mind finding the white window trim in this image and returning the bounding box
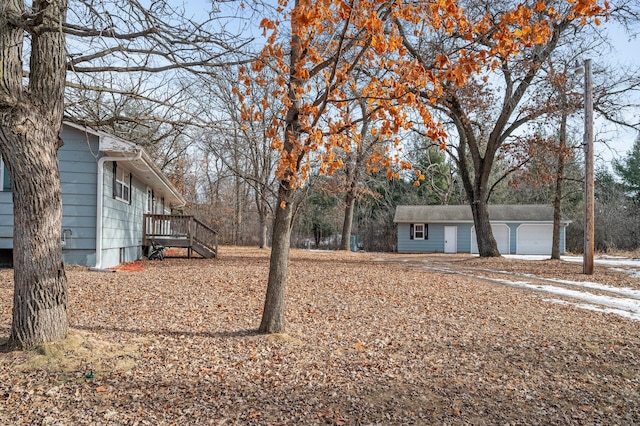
[0,157,5,192]
[146,187,154,213]
[414,224,425,240]
[114,166,131,203]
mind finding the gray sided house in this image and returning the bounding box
[0,122,186,269]
[394,205,569,255]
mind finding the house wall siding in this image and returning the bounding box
[397,223,474,253]
[59,127,99,265]
[0,124,182,268]
[0,192,12,249]
[100,161,146,268]
[397,221,566,255]
[0,126,100,262]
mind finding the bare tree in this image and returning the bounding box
[338,96,382,250]
[0,0,250,349]
[398,0,613,256]
[1,0,69,349]
[198,67,280,248]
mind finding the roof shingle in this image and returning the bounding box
[393,204,561,223]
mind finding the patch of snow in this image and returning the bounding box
[486,277,640,321]
[544,298,640,321]
[610,267,640,279]
[464,267,640,297]
[540,277,640,298]
[561,256,640,268]
[503,254,640,268]
[599,255,633,259]
[388,254,640,321]
[502,255,549,261]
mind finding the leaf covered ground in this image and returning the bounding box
[1,247,639,425]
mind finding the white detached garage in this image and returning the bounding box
[394,204,570,255]
[517,224,554,255]
[471,224,510,255]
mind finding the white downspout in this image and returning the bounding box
[94,150,142,269]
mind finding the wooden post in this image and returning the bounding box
[142,214,147,246]
[583,59,594,275]
[189,216,194,259]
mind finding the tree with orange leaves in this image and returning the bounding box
[244,0,607,333]
[397,0,608,257]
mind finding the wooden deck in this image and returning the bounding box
[143,214,218,258]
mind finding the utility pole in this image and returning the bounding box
[583,59,594,274]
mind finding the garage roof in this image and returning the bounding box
[393,204,567,223]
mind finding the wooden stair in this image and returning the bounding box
[192,241,216,259]
[143,214,218,259]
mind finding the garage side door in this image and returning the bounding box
[517,224,553,255]
[471,224,510,255]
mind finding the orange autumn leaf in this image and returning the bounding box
[234,0,606,191]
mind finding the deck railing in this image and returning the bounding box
[191,218,219,254]
[143,214,218,256]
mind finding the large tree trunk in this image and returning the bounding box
[339,98,368,251]
[0,0,69,349]
[258,184,293,333]
[339,189,356,251]
[551,152,565,259]
[551,105,568,260]
[2,115,68,349]
[551,178,563,260]
[254,187,270,249]
[233,174,243,245]
[258,2,304,333]
[471,200,500,257]
[257,207,269,249]
[456,136,500,257]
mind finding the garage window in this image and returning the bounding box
[410,223,428,240]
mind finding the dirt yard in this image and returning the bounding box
[1,247,639,425]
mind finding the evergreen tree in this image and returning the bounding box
[613,134,640,202]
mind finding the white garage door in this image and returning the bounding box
[471,224,510,255]
[517,224,553,255]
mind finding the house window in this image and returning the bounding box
[113,163,131,203]
[410,223,428,240]
[146,188,154,213]
[0,157,11,192]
